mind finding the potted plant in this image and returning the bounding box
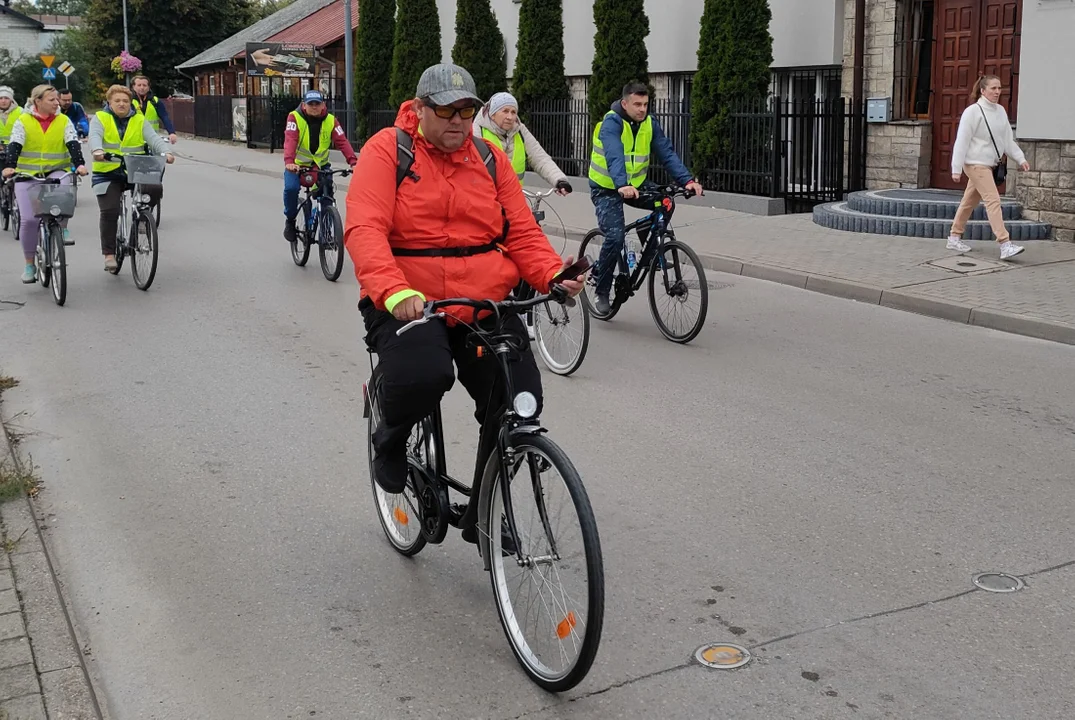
[110,51,143,85]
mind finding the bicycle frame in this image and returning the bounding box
[367,292,568,570]
[608,189,687,295]
[298,167,347,243]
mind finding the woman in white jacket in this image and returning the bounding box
[472,92,572,195]
[947,74,1030,260]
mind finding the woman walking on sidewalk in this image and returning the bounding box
[947,75,1030,260]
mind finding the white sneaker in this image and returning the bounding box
[946,235,971,253]
[999,241,1025,260]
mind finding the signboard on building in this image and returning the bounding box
[244,43,316,78]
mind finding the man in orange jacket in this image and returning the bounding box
[344,63,584,498]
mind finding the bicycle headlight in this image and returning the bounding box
[513,391,538,419]
[49,206,61,217]
[140,193,151,204]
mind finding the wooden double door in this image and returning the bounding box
[931,0,1021,189]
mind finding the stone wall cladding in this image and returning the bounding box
[1016,141,1075,242]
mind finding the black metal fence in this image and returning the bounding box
[186,93,865,212]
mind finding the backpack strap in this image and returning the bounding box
[394,128,499,187]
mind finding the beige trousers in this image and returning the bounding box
[951,164,1009,243]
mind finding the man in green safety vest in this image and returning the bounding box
[588,82,703,315]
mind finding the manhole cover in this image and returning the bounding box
[972,572,1024,593]
[927,256,1007,274]
[694,643,751,669]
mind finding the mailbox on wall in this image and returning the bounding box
[866,97,892,123]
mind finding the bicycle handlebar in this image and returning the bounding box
[298,166,353,178]
[522,187,556,200]
[7,170,77,183]
[639,184,698,203]
[396,289,571,337]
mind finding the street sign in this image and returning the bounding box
[58,60,72,73]
[60,62,75,77]
[42,68,57,80]
[40,55,55,68]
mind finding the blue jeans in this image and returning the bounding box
[283,169,300,220]
[590,181,658,297]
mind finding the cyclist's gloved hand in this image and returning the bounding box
[555,179,572,196]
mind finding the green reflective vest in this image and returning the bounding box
[292,111,335,167]
[14,114,69,175]
[589,112,653,189]
[133,96,161,133]
[93,111,147,174]
[0,106,23,144]
[481,127,526,182]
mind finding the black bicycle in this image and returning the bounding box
[17,171,77,306]
[581,185,709,343]
[2,174,16,240]
[102,153,166,291]
[363,292,604,692]
[290,165,351,282]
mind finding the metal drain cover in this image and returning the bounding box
[973,572,1024,593]
[928,256,1007,274]
[694,643,751,669]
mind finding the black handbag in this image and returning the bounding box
[978,105,1007,186]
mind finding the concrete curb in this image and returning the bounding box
[1,420,102,719]
[184,152,1075,347]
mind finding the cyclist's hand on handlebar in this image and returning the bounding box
[391,295,425,322]
[93,151,105,161]
[285,163,300,173]
[555,179,572,196]
[1,168,13,178]
[165,153,175,164]
[75,166,88,176]
[685,180,704,198]
[618,185,639,200]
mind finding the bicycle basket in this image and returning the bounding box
[124,154,166,185]
[27,184,77,219]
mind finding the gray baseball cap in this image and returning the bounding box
[415,63,482,106]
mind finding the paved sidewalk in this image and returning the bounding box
[174,136,1075,345]
[1,420,99,719]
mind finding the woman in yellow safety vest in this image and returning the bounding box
[472,92,572,195]
[89,84,174,274]
[1,84,87,284]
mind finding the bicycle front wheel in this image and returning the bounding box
[49,225,66,306]
[11,201,20,241]
[647,239,708,344]
[131,211,159,291]
[485,433,604,692]
[318,205,345,282]
[533,297,589,376]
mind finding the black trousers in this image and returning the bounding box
[96,181,162,254]
[361,298,544,472]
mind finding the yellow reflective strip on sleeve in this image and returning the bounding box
[384,289,427,314]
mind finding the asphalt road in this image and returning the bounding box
[1,160,1074,720]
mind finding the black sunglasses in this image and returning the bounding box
[420,98,478,120]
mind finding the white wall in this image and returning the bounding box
[1015,1,1075,140]
[0,19,43,60]
[435,0,843,78]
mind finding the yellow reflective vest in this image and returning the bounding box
[588,112,653,189]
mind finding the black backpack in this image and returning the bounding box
[393,127,497,187]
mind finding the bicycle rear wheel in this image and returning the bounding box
[533,297,589,376]
[48,225,66,306]
[291,203,312,267]
[1,187,10,232]
[131,210,159,291]
[484,433,604,692]
[579,229,621,321]
[647,239,708,344]
[10,200,19,241]
[153,198,161,228]
[366,371,428,556]
[318,204,345,282]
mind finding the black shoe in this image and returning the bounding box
[594,294,611,315]
[461,518,519,557]
[372,447,408,494]
[283,220,297,244]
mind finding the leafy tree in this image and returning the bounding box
[512,0,567,108]
[588,0,649,126]
[389,0,442,108]
[46,27,98,102]
[84,0,257,97]
[251,0,296,20]
[355,0,395,140]
[689,0,772,191]
[0,51,44,103]
[12,0,89,13]
[451,0,506,102]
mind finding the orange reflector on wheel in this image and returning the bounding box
[556,611,577,639]
[393,507,409,525]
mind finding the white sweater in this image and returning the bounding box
[951,97,1025,175]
